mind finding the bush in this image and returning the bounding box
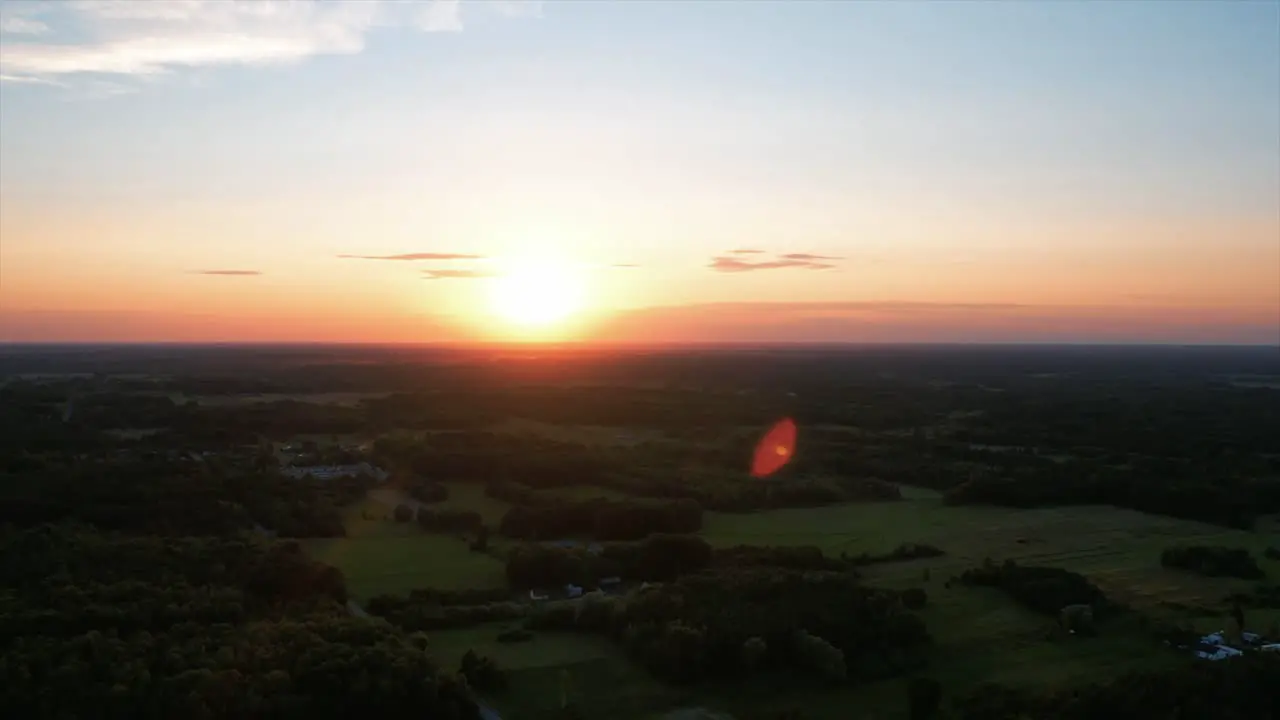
[1161,545,1265,580]
[497,628,533,643]
[460,649,507,692]
[959,560,1112,616]
[902,587,928,610]
[393,503,413,523]
[908,677,943,720]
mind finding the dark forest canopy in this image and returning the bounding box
[2,344,1278,718]
[0,525,478,720]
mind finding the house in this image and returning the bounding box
[284,462,388,482]
[1195,643,1243,661]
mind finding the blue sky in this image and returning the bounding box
[1,0,1277,343]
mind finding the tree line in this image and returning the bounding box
[958,560,1115,618]
[524,567,933,686]
[0,524,480,719]
[1161,545,1266,580]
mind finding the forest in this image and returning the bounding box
[1,344,1277,719]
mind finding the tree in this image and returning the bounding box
[471,525,490,552]
[792,630,846,683]
[1060,604,1095,635]
[908,677,943,720]
[742,636,768,671]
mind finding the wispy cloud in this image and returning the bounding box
[780,253,843,261]
[417,0,462,32]
[193,269,261,276]
[339,252,486,261]
[708,252,840,273]
[729,249,765,255]
[490,1,544,19]
[1,16,48,35]
[609,263,640,269]
[423,268,495,280]
[0,0,538,86]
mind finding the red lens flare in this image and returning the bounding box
[751,417,797,478]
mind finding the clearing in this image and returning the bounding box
[301,495,506,599]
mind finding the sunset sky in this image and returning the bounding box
[1,0,1277,344]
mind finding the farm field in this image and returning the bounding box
[323,484,1278,716]
[301,496,507,599]
[302,532,506,599]
[687,493,1278,718]
[170,391,389,406]
[491,417,664,447]
[429,622,681,720]
[702,494,1276,610]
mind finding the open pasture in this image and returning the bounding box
[171,391,388,407]
[427,622,680,720]
[704,494,1273,610]
[302,532,506,599]
[301,496,507,599]
[490,417,666,447]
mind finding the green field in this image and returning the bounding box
[703,493,1277,610]
[301,495,507,599]
[425,623,684,720]
[692,493,1279,718]
[170,392,388,407]
[320,483,1278,717]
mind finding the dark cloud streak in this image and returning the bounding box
[340,253,486,261]
[780,253,843,261]
[708,256,836,273]
[422,269,496,280]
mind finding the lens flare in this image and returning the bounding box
[752,417,797,477]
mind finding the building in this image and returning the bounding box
[284,462,388,482]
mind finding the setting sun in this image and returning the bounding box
[487,258,587,330]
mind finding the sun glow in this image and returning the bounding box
[487,256,588,332]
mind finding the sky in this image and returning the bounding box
[0,0,1277,345]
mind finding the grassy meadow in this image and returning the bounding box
[305,422,1278,718]
[301,491,508,599]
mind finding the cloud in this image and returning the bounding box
[1,17,48,35]
[0,0,538,85]
[422,268,495,280]
[490,1,544,19]
[610,263,640,269]
[339,252,486,261]
[708,253,839,273]
[194,269,261,276]
[0,72,63,86]
[417,0,462,32]
[729,249,765,255]
[780,253,843,261]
